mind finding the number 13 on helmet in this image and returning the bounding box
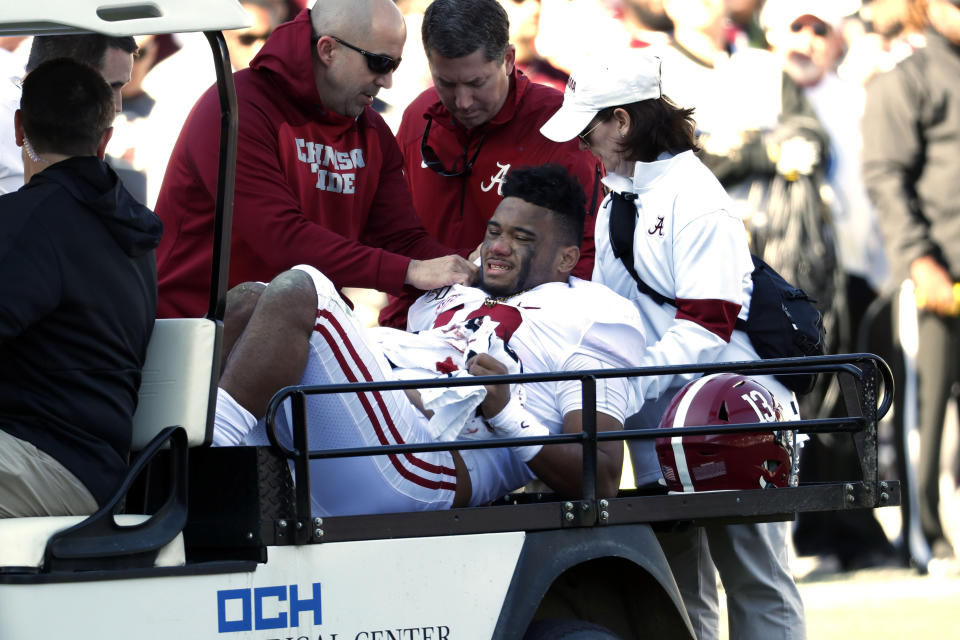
[655,373,799,492]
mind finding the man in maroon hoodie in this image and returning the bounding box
[154,0,476,318]
[377,0,602,329]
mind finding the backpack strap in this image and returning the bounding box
[608,191,673,307]
[734,254,763,333]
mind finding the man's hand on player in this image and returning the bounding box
[405,255,478,290]
[467,353,510,417]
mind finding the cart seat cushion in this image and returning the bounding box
[132,318,219,449]
[0,515,185,569]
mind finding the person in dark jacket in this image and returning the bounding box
[0,58,163,518]
[862,0,960,561]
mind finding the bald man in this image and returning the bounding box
[154,0,476,318]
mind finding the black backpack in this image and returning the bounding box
[608,191,825,395]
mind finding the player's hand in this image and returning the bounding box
[911,255,959,316]
[405,255,478,290]
[467,353,510,418]
[403,388,434,419]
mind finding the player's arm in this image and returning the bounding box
[468,353,626,499]
[526,410,624,499]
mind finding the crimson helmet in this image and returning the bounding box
[655,373,798,492]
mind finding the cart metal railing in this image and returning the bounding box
[263,353,898,544]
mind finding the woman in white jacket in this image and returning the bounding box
[540,51,806,640]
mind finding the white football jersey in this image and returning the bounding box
[408,278,648,435]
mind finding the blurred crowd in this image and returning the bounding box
[0,0,929,213]
[1,0,956,574]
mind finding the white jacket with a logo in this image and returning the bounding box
[593,151,794,410]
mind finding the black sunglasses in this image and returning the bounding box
[322,35,401,74]
[420,117,486,178]
[790,21,828,37]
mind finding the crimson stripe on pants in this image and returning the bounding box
[313,317,457,491]
[318,309,458,476]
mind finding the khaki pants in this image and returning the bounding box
[0,429,98,518]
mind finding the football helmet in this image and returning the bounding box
[655,373,798,492]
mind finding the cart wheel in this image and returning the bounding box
[524,619,622,639]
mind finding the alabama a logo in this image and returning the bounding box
[648,216,665,236]
[480,162,511,196]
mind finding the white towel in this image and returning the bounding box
[370,316,522,441]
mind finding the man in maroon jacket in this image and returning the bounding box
[377,0,603,329]
[154,0,476,318]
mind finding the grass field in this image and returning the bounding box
[716,563,960,639]
[797,568,960,638]
[715,482,960,640]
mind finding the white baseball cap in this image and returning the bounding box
[760,0,861,34]
[540,51,662,143]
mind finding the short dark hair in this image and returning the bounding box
[422,0,510,62]
[26,34,137,73]
[502,164,586,247]
[241,0,283,25]
[593,95,700,163]
[20,58,115,156]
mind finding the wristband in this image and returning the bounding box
[487,397,550,462]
